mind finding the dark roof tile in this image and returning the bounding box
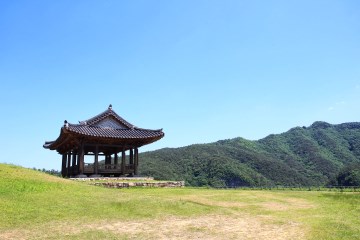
[67,125,163,139]
[44,105,164,151]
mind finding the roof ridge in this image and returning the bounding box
[68,105,134,129]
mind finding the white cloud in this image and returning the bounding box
[328,100,347,112]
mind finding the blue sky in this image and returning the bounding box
[0,0,359,170]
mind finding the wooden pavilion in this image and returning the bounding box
[43,105,164,178]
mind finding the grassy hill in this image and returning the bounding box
[139,122,360,187]
[1,163,360,239]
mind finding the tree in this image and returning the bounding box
[335,163,360,186]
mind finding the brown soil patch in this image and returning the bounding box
[181,196,247,208]
[179,194,314,212]
[285,197,315,209]
[261,202,290,211]
[261,199,314,211]
[0,214,305,240]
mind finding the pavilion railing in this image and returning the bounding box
[98,164,118,170]
[84,164,94,172]
[83,163,135,173]
[125,164,134,171]
[70,166,78,174]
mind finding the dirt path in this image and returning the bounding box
[0,213,305,240]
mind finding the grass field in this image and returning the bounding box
[0,164,359,239]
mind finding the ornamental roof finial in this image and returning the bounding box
[64,120,69,129]
[108,104,112,110]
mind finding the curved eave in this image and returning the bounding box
[43,126,164,152]
[43,141,55,148]
[43,127,70,150]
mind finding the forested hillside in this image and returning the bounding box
[139,122,360,187]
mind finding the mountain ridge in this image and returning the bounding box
[139,121,360,187]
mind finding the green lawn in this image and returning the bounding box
[0,164,359,239]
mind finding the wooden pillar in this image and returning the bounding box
[61,154,67,177]
[114,153,118,169]
[105,154,110,169]
[67,151,71,177]
[134,148,139,176]
[129,148,134,176]
[78,144,84,174]
[129,148,134,165]
[121,149,125,175]
[94,145,99,175]
[77,150,81,173]
[72,152,77,176]
[136,148,139,166]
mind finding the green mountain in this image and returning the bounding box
[139,122,360,187]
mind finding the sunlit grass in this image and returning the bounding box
[0,164,359,239]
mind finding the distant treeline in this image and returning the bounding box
[139,122,360,188]
[32,168,61,177]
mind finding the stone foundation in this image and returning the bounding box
[90,181,185,188]
[70,177,185,188]
[70,177,154,181]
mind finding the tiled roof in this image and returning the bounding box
[43,105,164,151]
[66,124,164,139]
